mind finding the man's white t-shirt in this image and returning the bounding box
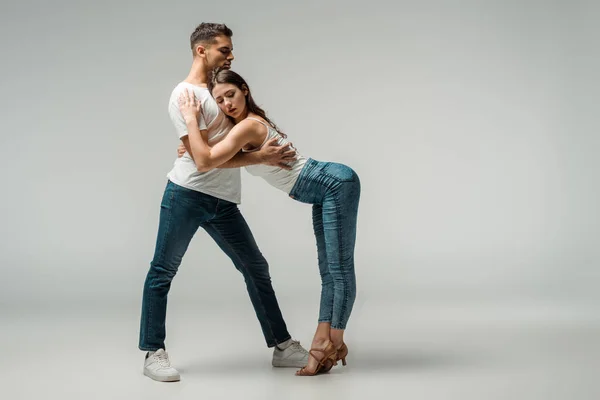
[166,82,242,204]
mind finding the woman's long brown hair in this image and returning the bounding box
[208,67,287,138]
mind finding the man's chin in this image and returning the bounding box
[221,64,231,70]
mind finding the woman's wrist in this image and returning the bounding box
[184,116,198,126]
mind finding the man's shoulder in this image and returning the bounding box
[170,82,212,103]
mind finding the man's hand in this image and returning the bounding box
[258,137,297,170]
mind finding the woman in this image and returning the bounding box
[178,68,360,376]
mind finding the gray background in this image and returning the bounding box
[0,0,598,399]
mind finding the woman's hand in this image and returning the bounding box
[178,89,202,124]
[177,143,186,157]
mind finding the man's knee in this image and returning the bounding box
[147,260,180,287]
[244,254,273,280]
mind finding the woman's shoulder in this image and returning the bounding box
[239,116,270,132]
[232,116,268,141]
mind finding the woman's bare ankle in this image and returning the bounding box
[311,337,330,348]
[330,329,344,349]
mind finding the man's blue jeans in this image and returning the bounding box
[139,180,291,351]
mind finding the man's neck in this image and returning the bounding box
[184,59,209,86]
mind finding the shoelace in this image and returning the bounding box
[289,340,309,355]
[154,351,171,367]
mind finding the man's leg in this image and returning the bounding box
[139,181,214,381]
[201,200,309,367]
[201,200,290,345]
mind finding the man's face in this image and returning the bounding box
[204,35,234,70]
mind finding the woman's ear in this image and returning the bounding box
[242,84,249,96]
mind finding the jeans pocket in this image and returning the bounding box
[322,162,357,182]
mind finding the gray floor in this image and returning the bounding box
[3,298,599,400]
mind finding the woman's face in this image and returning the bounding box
[212,83,247,120]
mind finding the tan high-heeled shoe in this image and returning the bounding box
[336,343,348,366]
[295,342,337,376]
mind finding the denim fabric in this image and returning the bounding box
[289,159,361,329]
[139,180,291,351]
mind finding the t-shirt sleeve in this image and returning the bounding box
[168,89,207,139]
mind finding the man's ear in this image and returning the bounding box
[195,44,207,58]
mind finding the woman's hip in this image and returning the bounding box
[289,159,360,204]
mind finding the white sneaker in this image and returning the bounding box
[272,340,310,368]
[143,349,180,382]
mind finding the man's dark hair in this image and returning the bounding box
[190,23,233,51]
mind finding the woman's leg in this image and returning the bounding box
[310,322,332,353]
[321,164,360,330]
[320,165,361,350]
[313,204,335,325]
[299,205,334,373]
[288,160,361,373]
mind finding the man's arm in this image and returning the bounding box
[179,136,296,169]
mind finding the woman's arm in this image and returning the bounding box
[180,137,295,169]
[179,89,257,172]
[184,119,256,173]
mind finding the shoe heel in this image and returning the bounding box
[336,343,349,367]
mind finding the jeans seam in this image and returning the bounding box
[333,191,349,328]
[320,172,355,183]
[335,180,359,330]
[319,164,356,183]
[316,207,334,324]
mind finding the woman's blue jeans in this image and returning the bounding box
[289,159,361,330]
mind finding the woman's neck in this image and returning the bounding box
[234,109,252,124]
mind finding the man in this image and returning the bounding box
[139,22,308,382]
